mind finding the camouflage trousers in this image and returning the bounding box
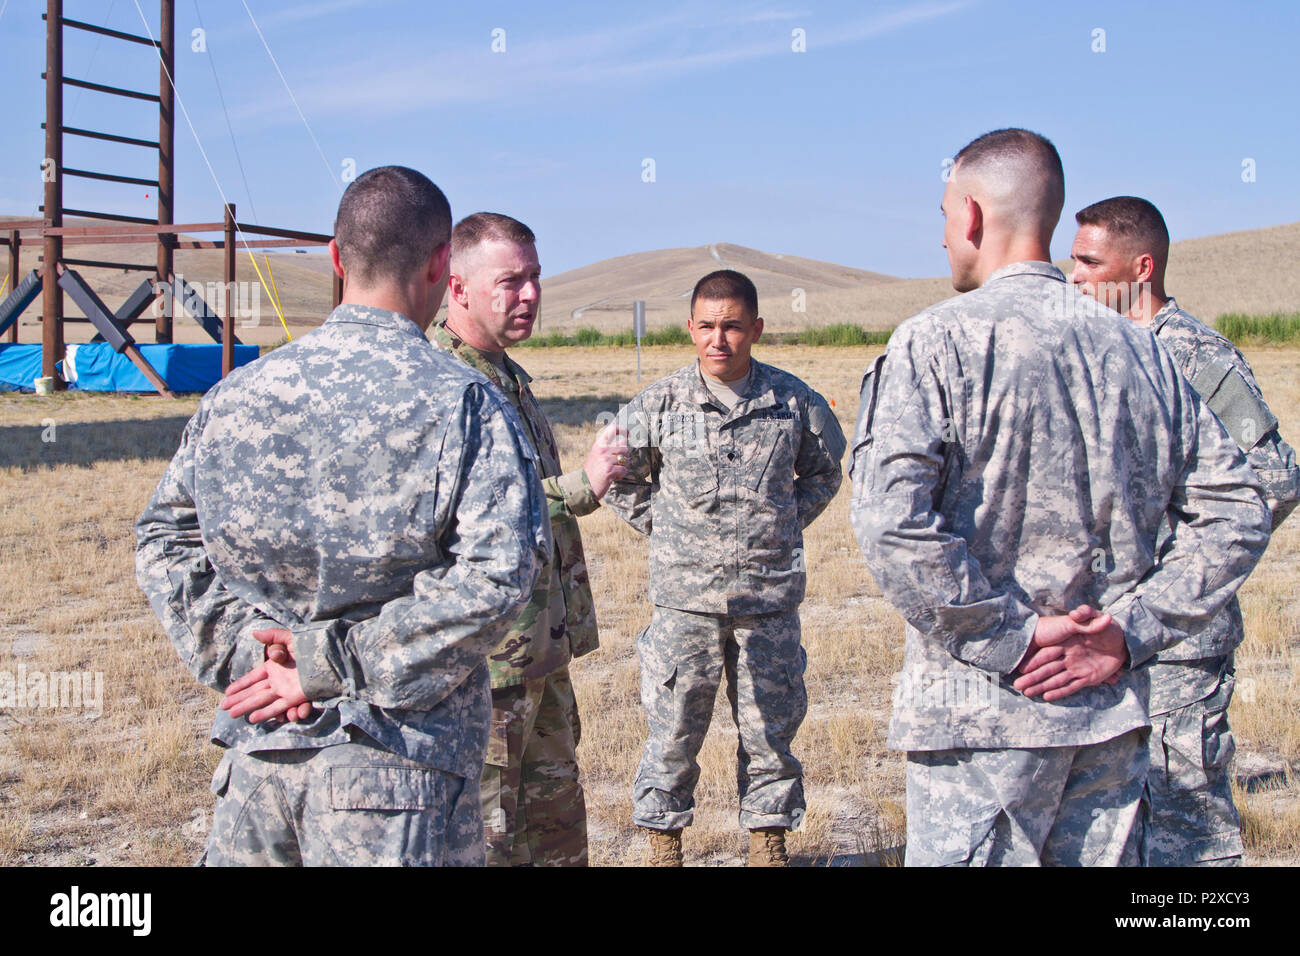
[904,728,1147,866]
[205,738,483,866]
[1145,655,1243,866]
[633,605,807,831]
[480,667,587,866]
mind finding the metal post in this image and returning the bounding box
[633,299,645,384]
[156,0,175,343]
[222,203,235,376]
[42,0,64,383]
[7,231,19,343]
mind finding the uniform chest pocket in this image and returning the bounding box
[665,448,719,505]
[741,417,797,492]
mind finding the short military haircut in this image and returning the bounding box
[690,270,758,320]
[1075,196,1170,259]
[450,212,536,268]
[333,166,451,286]
[952,128,1065,224]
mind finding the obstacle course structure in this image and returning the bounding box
[0,0,341,394]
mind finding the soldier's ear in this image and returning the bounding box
[447,271,469,307]
[964,195,982,244]
[1134,252,1156,284]
[328,238,346,280]
[753,315,764,340]
[427,242,451,285]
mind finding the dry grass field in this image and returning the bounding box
[0,342,1297,867]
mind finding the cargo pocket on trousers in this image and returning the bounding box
[638,653,679,719]
[947,808,1005,867]
[210,750,233,797]
[329,766,445,811]
[1201,703,1236,779]
[1165,710,1211,791]
[908,759,1003,866]
[325,765,448,866]
[655,662,678,692]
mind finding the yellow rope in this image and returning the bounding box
[244,250,292,341]
[262,253,287,329]
[0,273,9,298]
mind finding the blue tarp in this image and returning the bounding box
[0,343,259,393]
[0,343,44,392]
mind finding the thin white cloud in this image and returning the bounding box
[734,10,812,23]
[229,1,973,127]
[250,0,384,29]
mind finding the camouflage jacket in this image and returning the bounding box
[432,322,600,687]
[135,305,550,777]
[1143,298,1299,667]
[603,359,846,615]
[849,262,1271,751]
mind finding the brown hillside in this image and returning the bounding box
[3,220,1297,344]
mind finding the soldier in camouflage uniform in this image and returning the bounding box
[433,212,629,866]
[135,168,550,866]
[851,130,1272,866]
[603,270,846,866]
[1070,196,1300,866]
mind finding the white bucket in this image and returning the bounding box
[34,376,55,396]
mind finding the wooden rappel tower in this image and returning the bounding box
[0,0,340,395]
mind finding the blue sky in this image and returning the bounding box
[1,0,1296,277]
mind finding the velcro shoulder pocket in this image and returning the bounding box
[849,354,887,488]
[854,353,887,446]
[1193,361,1277,450]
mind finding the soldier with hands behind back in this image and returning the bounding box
[136,168,550,866]
[604,269,845,867]
[1071,196,1300,866]
[850,130,1271,866]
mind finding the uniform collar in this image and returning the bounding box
[983,260,1067,285]
[1149,297,1181,333]
[688,359,779,422]
[325,303,428,341]
[432,320,533,389]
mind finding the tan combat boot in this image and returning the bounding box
[645,827,683,867]
[748,827,789,867]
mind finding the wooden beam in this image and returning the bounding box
[58,76,161,103]
[236,221,333,243]
[58,16,160,47]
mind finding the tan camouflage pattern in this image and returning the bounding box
[633,606,807,831]
[136,303,551,785]
[904,729,1146,866]
[603,359,845,615]
[480,667,587,866]
[1144,655,1242,866]
[1136,301,1293,865]
[204,739,483,866]
[1150,298,1300,531]
[849,261,1272,752]
[1145,299,1298,661]
[432,322,600,687]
